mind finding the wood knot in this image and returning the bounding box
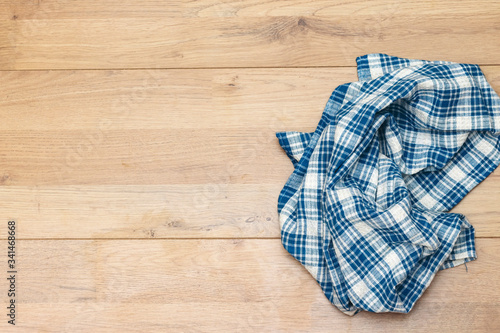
[0,174,10,184]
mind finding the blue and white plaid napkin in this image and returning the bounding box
[276,54,500,315]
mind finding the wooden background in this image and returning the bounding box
[1,0,499,331]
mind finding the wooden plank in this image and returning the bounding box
[0,67,496,131]
[0,179,498,239]
[0,238,498,332]
[0,185,282,239]
[0,67,499,238]
[0,179,500,239]
[1,2,499,69]
[3,0,500,19]
[0,68,351,131]
[4,129,500,187]
[0,128,294,184]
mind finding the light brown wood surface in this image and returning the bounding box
[0,1,499,331]
[2,239,500,332]
[1,1,500,69]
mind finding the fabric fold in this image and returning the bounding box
[276,131,313,167]
[276,54,500,315]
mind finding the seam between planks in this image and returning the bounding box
[1,236,499,240]
[0,64,499,72]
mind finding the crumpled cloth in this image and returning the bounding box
[276,54,500,315]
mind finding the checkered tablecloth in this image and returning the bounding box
[276,54,500,315]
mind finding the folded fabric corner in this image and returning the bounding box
[276,131,312,167]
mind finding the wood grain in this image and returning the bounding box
[0,238,498,332]
[1,1,499,69]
